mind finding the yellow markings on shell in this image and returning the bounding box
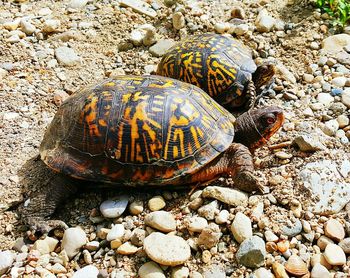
[143,122,156,141]
[148,80,174,88]
[132,91,149,101]
[98,119,107,127]
[105,82,115,87]
[152,107,162,112]
[84,95,101,137]
[122,93,131,103]
[190,126,201,149]
[173,146,179,158]
[135,144,143,163]
[196,126,204,138]
[173,128,185,157]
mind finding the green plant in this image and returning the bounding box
[316,0,350,28]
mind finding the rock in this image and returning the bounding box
[61,227,87,258]
[69,0,88,9]
[129,200,144,215]
[6,34,20,43]
[341,89,350,108]
[186,216,208,233]
[148,195,166,211]
[272,262,289,278]
[214,22,229,34]
[285,255,308,276]
[231,7,245,19]
[264,230,279,242]
[303,73,314,83]
[215,209,229,224]
[42,19,61,33]
[276,63,296,84]
[3,20,19,31]
[85,241,99,251]
[131,228,146,246]
[110,239,122,249]
[197,200,219,220]
[255,9,275,33]
[33,239,50,255]
[0,251,14,275]
[144,232,191,266]
[197,223,222,249]
[281,219,302,237]
[310,41,319,50]
[231,212,252,243]
[324,243,346,265]
[339,237,350,254]
[300,159,350,214]
[106,224,125,241]
[51,263,67,274]
[173,12,185,30]
[321,119,339,136]
[234,24,249,36]
[117,242,139,255]
[293,134,326,152]
[337,115,349,128]
[254,268,274,278]
[73,265,99,278]
[324,219,345,242]
[311,263,331,278]
[171,266,189,278]
[202,186,248,206]
[145,211,176,232]
[202,265,225,278]
[119,0,157,18]
[236,236,266,268]
[149,39,176,57]
[322,34,350,53]
[316,93,334,107]
[100,196,128,218]
[139,262,165,278]
[55,46,81,66]
[20,20,36,35]
[130,29,145,46]
[332,76,347,88]
[317,235,334,250]
[0,68,8,80]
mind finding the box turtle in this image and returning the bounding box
[156,33,276,111]
[21,75,284,232]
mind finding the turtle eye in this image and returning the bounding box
[266,117,276,125]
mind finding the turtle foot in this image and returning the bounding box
[233,171,268,194]
[27,218,69,234]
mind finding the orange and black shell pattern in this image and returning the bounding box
[40,75,236,186]
[156,33,256,109]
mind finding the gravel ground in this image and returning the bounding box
[1,0,350,277]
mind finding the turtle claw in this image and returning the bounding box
[28,218,69,234]
[233,171,267,194]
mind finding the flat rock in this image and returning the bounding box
[144,232,191,266]
[253,268,274,278]
[255,9,275,32]
[293,134,326,152]
[145,211,176,232]
[202,265,225,278]
[231,212,252,243]
[341,88,350,108]
[186,216,208,232]
[299,158,350,214]
[339,237,350,254]
[139,262,165,278]
[100,196,128,218]
[281,219,302,237]
[0,251,15,275]
[202,186,248,206]
[171,266,189,278]
[276,63,296,84]
[197,223,222,249]
[72,265,99,278]
[148,195,166,211]
[311,263,331,278]
[119,0,157,18]
[197,200,219,220]
[236,236,266,268]
[117,242,139,255]
[324,243,346,265]
[322,34,350,53]
[55,46,80,66]
[149,39,176,57]
[106,224,125,241]
[61,227,87,259]
[69,0,88,9]
[324,219,345,242]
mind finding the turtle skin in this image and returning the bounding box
[156,33,263,111]
[40,75,236,186]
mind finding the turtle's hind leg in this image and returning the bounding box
[19,170,78,234]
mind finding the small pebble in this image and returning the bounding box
[61,227,87,259]
[145,211,176,232]
[100,196,128,218]
[129,200,143,215]
[139,261,165,278]
[231,212,252,243]
[148,195,166,211]
[55,46,81,66]
[236,236,266,268]
[171,266,189,278]
[324,219,345,242]
[324,243,346,265]
[72,265,99,278]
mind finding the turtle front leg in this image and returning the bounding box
[227,143,268,193]
[254,79,275,106]
[19,173,78,234]
[244,80,256,110]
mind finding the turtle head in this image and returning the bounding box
[234,106,284,151]
[252,63,276,90]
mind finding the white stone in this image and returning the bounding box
[214,22,229,34]
[276,63,296,84]
[69,0,88,9]
[171,266,189,278]
[100,196,128,218]
[255,9,275,33]
[144,232,191,266]
[172,12,185,30]
[316,93,334,107]
[324,243,346,265]
[130,29,145,46]
[254,268,274,278]
[149,39,176,57]
[337,115,349,128]
[0,251,15,275]
[202,186,248,206]
[264,230,279,242]
[20,20,36,35]
[73,265,99,278]
[331,76,347,88]
[55,47,81,66]
[3,112,19,120]
[215,209,230,224]
[322,120,339,136]
[144,211,176,232]
[231,212,252,243]
[61,227,87,258]
[119,0,157,18]
[42,19,61,33]
[322,34,350,53]
[234,24,249,36]
[341,88,350,108]
[139,262,165,278]
[300,159,350,214]
[0,68,8,80]
[106,224,125,241]
[186,216,208,232]
[311,263,330,278]
[293,134,326,152]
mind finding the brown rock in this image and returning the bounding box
[324,219,345,242]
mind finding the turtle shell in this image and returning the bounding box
[156,33,256,109]
[40,75,235,186]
